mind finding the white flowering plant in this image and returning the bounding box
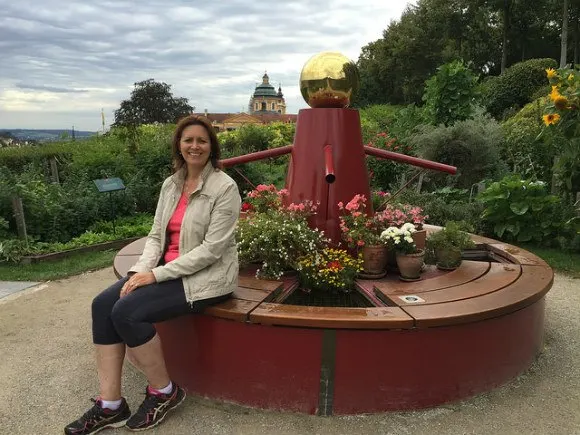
[380,222,420,254]
[236,210,328,280]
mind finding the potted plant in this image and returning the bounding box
[378,203,428,249]
[381,223,425,281]
[296,248,363,293]
[426,221,475,270]
[338,194,388,278]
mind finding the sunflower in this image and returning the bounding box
[554,95,570,110]
[542,113,561,126]
[549,85,562,102]
[568,73,575,81]
[546,68,557,79]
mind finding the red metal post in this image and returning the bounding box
[220,145,293,168]
[364,146,457,174]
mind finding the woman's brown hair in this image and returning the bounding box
[171,115,221,172]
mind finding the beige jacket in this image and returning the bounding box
[129,162,241,303]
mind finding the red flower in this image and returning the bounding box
[241,202,253,212]
[327,261,343,271]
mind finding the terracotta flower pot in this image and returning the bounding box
[395,250,425,281]
[360,244,388,279]
[435,246,463,270]
[412,229,427,250]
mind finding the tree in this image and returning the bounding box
[113,79,194,126]
[562,0,570,67]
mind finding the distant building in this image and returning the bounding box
[248,73,286,115]
[196,73,296,132]
[197,111,297,132]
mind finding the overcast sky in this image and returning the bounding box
[0,0,413,131]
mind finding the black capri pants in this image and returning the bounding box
[92,276,230,348]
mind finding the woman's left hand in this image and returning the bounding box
[120,272,156,297]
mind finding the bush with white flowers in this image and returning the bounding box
[237,210,328,280]
[380,222,420,254]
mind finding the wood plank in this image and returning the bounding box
[486,243,549,267]
[249,304,414,329]
[374,261,490,296]
[117,238,147,256]
[389,263,521,306]
[238,275,284,292]
[233,286,273,302]
[113,254,140,278]
[204,299,262,322]
[403,265,553,327]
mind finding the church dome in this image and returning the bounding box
[253,73,278,97]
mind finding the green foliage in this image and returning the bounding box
[480,58,558,119]
[423,60,479,126]
[365,131,415,191]
[396,189,486,233]
[0,214,152,263]
[501,97,557,182]
[407,114,507,189]
[113,79,194,126]
[0,142,73,173]
[426,221,475,250]
[359,104,425,142]
[477,175,564,243]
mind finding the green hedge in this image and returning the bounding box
[480,58,557,120]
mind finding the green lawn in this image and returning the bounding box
[0,250,117,281]
[520,244,580,278]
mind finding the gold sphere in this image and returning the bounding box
[299,51,359,108]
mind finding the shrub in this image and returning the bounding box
[501,97,557,183]
[422,60,479,127]
[480,58,558,119]
[395,189,486,234]
[477,175,564,244]
[406,114,507,189]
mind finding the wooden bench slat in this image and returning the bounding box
[113,255,140,278]
[402,265,553,327]
[374,261,490,296]
[238,275,284,291]
[117,238,147,256]
[233,286,274,302]
[249,304,414,329]
[386,263,521,306]
[486,243,549,267]
[204,299,262,322]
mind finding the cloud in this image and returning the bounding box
[0,0,413,130]
[15,83,89,93]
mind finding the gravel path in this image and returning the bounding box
[0,268,578,435]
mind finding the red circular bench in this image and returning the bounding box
[113,228,553,415]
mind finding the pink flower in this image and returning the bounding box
[357,240,365,247]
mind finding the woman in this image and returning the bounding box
[65,115,241,434]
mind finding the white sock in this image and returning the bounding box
[100,398,123,410]
[154,381,173,395]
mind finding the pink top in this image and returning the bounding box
[164,193,188,263]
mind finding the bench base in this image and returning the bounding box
[156,297,545,415]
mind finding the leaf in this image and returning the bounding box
[494,223,507,238]
[510,202,529,215]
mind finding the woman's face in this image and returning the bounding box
[179,124,211,170]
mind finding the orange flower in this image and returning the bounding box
[549,85,561,102]
[542,113,561,126]
[546,68,557,79]
[554,95,570,110]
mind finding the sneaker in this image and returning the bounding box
[125,383,186,431]
[64,397,131,435]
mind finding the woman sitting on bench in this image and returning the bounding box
[65,115,241,434]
